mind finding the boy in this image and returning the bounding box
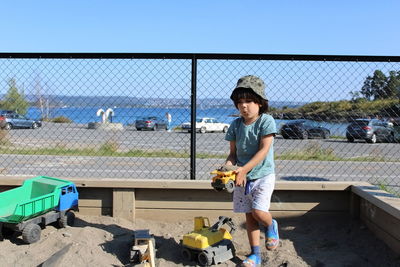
[224,75,279,267]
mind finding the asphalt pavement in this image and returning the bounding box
[1,122,399,189]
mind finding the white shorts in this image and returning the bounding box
[233,173,275,213]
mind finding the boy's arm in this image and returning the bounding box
[225,141,237,166]
[235,134,274,186]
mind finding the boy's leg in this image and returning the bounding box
[234,186,262,266]
[251,209,272,226]
[242,213,262,267]
[250,175,279,250]
[252,209,279,250]
[246,212,261,247]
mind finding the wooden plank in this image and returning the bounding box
[135,189,347,201]
[78,199,105,207]
[136,209,240,222]
[352,185,400,220]
[0,176,370,191]
[274,181,368,191]
[360,199,400,241]
[78,188,112,207]
[272,191,349,210]
[135,209,348,222]
[113,188,135,222]
[77,207,112,216]
[135,200,233,210]
[350,193,361,219]
[135,188,232,202]
[62,178,213,189]
[135,190,349,211]
[361,215,400,255]
[135,200,348,211]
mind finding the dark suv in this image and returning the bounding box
[280,119,330,139]
[346,119,394,143]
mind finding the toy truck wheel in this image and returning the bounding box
[58,211,76,228]
[22,224,41,244]
[226,180,235,193]
[198,251,213,266]
[181,247,193,261]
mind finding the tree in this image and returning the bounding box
[360,70,400,100]
[0,78,29,114]
[387,70,400,99]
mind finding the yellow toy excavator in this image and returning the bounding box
[181,216,236,266]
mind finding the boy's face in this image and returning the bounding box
[237,98,261,120]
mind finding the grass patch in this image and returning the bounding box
[0,142,395,162]
[277,143,339,161]
[330,135,346,140]
[276,142,396,162]
[0,146,223,159]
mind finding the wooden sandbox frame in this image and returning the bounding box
[0,176,399,254]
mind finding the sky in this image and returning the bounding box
[1,0,400,56]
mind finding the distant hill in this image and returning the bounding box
[4,94,306,109]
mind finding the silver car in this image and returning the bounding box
[1,113,42,130]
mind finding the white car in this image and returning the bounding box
[181,117,230,133]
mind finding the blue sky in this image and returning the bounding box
[1,0,400,56]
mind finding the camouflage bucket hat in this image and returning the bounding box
[230,75,267,101]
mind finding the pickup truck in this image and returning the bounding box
[0,176,79,243]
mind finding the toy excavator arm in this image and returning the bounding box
[210,216,236,234]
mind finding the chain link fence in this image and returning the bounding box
[0,53,399,195]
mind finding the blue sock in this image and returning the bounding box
[251,245,261,257]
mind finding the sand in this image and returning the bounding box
[0,213,399,267]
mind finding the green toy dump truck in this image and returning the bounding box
[0,176,79,244]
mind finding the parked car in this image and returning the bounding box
[0,112,42,130]
[181,117,230,133]
[346,118,394,143]
[280,119,330,139]
[135,116,167,131]
[392,119,400,143]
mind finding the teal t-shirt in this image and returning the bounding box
[225,114,277,180]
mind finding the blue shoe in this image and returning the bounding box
[266,219,279,250]
[241,254,261,267]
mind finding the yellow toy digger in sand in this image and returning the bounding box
[211,169,236,193]
[181,216,236,266]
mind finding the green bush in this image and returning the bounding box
[49,116,73,123]
[99,141,119,154]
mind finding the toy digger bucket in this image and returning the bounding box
[210,216,237,234]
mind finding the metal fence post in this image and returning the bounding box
[190,56,197,180]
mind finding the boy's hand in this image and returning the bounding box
[234,167,246,187]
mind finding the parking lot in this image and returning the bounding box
[6,122,400,159]
[0,122,398,189]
